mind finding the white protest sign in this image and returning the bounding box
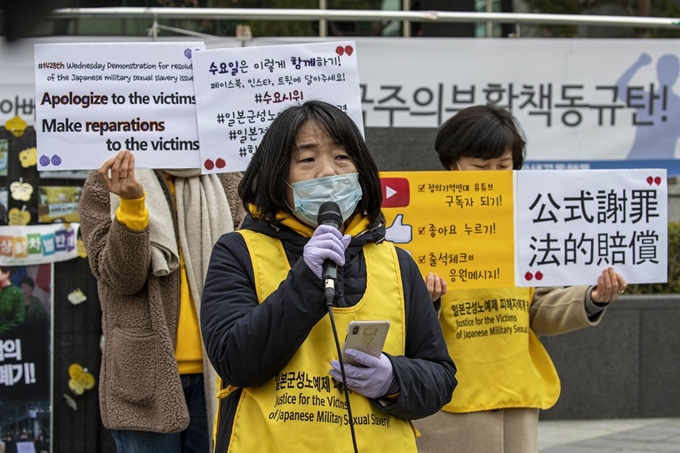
[192,41,363,173]
[34,42,205,170]
[515,169,668,286]
[16,442,36,453]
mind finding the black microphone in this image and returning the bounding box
[317,201,343,304]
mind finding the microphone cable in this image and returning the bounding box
[325,290,360,453]
[317,200,359,453]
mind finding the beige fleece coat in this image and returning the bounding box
[79,170,244,433]
[414,285,607,453]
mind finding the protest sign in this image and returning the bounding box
[0,264,52,450]
[34,42,205,170]
[381,169,667,289]
[381,170,515,289]
[192,41,363,173]
[515,169,668,286]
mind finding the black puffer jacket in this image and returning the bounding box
[201,214,457,451]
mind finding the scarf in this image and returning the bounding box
[109,168,234,307]
[248,204,371,238]
[110,168,234,441]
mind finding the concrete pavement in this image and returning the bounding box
[539,418,680,452]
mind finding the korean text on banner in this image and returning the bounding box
[352,39,680,173]
[380,170,515,290]
[34,42,205,171]
[192,41,363,173]
[0,223,80,266]
[515,169,668,287]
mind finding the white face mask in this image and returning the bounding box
[289,173,363,227]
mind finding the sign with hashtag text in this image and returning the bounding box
[192,41,364,173]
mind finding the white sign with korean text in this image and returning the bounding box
[351,38,680,172]
[515,169,668,287]
[5,37,680,171]
[34,42,205,170]
[192,41,363,173]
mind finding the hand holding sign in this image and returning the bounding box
[590,267,627,303]
[99,150,143,199]
[425,272,447,302]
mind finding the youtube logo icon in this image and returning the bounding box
[381,177,410,208]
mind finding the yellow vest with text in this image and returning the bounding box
[440,286,560,413]
[216,230,417,453]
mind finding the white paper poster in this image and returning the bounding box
[34,42,205,170]
[192,41,363,173]
[515,169,668,286]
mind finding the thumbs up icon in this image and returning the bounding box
[385,214,412,244]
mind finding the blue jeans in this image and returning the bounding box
[110,373,210,453]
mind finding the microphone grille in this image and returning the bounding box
[317,201,343,229]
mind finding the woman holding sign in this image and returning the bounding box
[200,100,456,453]
[79,150,244,453]
[415,103,627,453]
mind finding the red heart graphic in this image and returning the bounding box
[204,159,214,170]
[535,271,543,281]
[344,45,354,56]
[216,158,226,169]
[646,176,653,185]
[654,176,662,185]
[335,46,344,56]
[524,271,533,281]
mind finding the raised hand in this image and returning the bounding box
[590,267,628,304]
[98,150,144,199]
[425,272,447,302]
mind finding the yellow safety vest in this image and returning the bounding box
[216,230,417,453]
[439,287,560,413]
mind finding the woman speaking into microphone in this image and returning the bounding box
[201,100,456,453]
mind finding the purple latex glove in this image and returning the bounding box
[303,224,351,279]
[330,349,399,399]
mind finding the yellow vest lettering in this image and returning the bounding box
[440,286,560,413]
[216,230,418,452]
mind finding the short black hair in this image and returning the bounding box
[239,100,382,223]
[434,103,526,170]
[20,276,35,288]
[0,266,14,276]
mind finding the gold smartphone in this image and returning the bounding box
[341,320,390,366]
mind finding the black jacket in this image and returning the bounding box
[201,214,457,450]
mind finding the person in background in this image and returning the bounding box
[201,100,457,452]
[2,433,17,453]
[19,276,47,326]
[34,433,49,453]
[414,103,627,453]
[79,150,244,453]
[0,267,24,337]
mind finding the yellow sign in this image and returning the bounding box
[38,186,82,223]
[380,171,514,289]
